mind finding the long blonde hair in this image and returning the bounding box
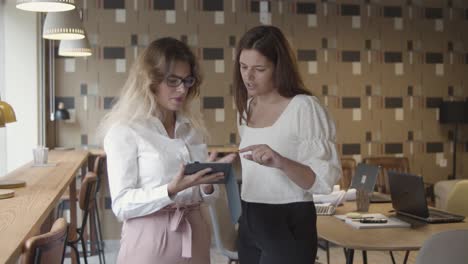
[98,37,207,141]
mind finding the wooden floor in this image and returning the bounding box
[316,246,418,264]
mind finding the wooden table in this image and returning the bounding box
[0,150,89,264]
[317,202,468,264]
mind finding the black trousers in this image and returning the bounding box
[238,200,318,264]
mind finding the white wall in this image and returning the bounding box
[2,1,40,173]
[0,0,6,175]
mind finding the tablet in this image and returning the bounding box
[184,162,232,184]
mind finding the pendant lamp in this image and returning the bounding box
[59,37,92,57]
[16,0,76,12]
[43,9,85,40]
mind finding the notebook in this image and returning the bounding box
[388,171,465,223]
[349,163,391,203]
[335,213,411,229]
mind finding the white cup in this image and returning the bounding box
[333,184,341,192]
[33,147,49,165]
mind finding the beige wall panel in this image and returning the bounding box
[187,10,236,26]
[336,30,365,50]
[197,26,243,47]
[380,78,410,96]
[422,160,450,184]
[420,120,446,142]
[200,79,231,97]
[97,10,139,35]
[335,66,372,91]
[83,8,99,33]
[96,63,127,96]
[380,119,409,142]
[151,24,198,40]
[57,122,80,147]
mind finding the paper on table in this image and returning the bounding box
[335,213,411,229]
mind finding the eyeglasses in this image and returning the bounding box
[165,75,196,89]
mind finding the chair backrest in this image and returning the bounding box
[446,180,468,217]
[340,158,356,189]
[362,157,409,194]
[22,218,68,264]
[92,154,106,192]
[415,229,468,264]
[78,172,98,232]
[207,185,238,261]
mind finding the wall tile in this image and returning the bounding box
[203,48,224,60]
[297,3,316,14]
[203,0,223,11]
[343,144,361,155]
[385,97,403,108]
[103,0,125,9]
[383,6,402,18]
[427,142,444,153]
[103,47,125,59]
[341,4,360,16]
[203,97,224,109]
[154,0,175,10]
[297,50,317,61]
[385,143,403,154]
[342,97,361,108]
[342,51,361,62]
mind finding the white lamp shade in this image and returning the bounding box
[16,0,75,12]
[43,9,85,40]
[59,38,92,57]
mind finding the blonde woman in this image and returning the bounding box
[100,37,236,263]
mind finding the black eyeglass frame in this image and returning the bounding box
[165,75,196,89]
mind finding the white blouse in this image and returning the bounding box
[238,95,341,204]
[104,115,218,221]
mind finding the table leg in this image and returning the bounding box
[403,250,410,264]
[362,250,368,264]
[69,174,78,264]
[345,248,355,264]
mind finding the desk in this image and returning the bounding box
[0,150,89,264]
[317,202,468,264]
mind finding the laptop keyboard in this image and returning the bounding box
[429,209,453,218]
[316,204,336,216]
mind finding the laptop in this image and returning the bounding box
[350,163,392,203]
[315,191,346,216]
[388,171,465,223]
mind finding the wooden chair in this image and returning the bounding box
[88,155,106,264]
[59,155,106,264]
[340,158,356,190]
[67,172,98,264]
[362,157,409,194]
[22,218,68,264]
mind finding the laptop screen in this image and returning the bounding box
[388,171,430,218]
[349,163,379,192]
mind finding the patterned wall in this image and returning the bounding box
[54,0,468,183]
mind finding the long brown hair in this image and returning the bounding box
[98,37,206,140]
[233,25,312,125]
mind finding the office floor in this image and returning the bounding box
[63,240,418,264]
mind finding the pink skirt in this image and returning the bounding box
[117,205,211,264]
